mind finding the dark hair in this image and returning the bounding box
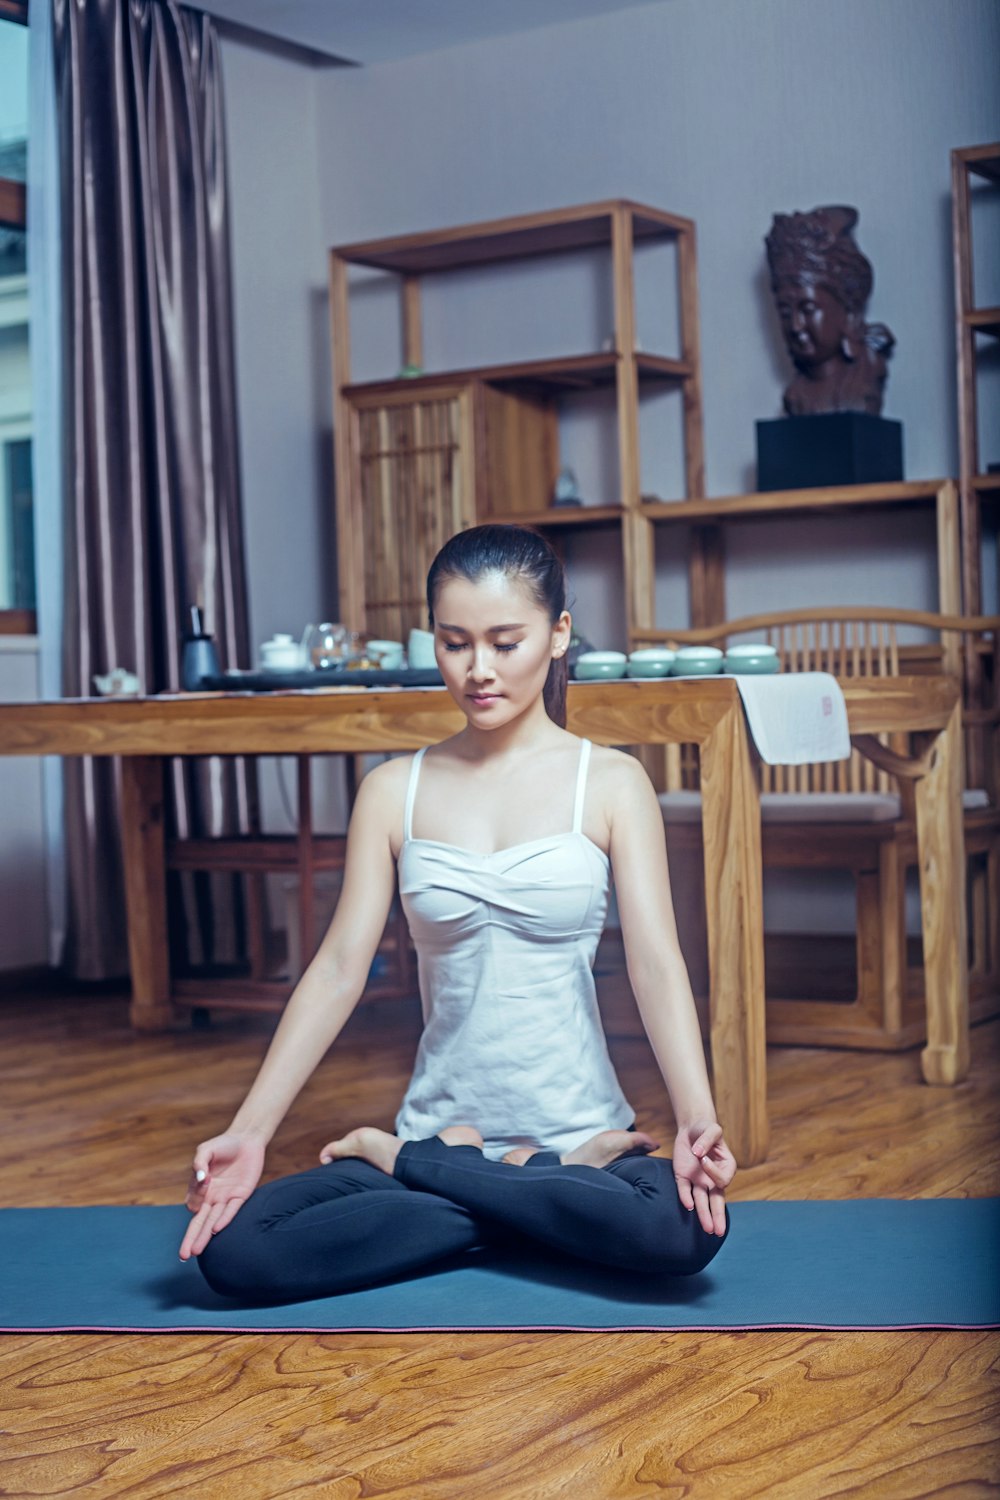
[426,524,569,727]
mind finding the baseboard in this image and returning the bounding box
[0,965,63,996]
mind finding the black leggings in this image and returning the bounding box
[197,1136,730,1303]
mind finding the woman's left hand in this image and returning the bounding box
[672,1122,736,1236]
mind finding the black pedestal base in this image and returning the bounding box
[756,413,904,491]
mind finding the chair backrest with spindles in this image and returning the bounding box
[639,608,999,801]
[756,617,898,795]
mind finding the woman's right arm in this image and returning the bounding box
[179,758,404,1259]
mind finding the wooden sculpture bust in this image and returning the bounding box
[765,205,895,417]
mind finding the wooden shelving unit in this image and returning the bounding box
[329,200,705,643]
[951,142,1000,617]
[488,505,625,530]
[328,201,969,653]
[641,478,953,524]
[636,479,963,632]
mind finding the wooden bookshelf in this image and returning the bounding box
[636,479,963,635]
[329,200,705,641]
[951,142,1000,617]
[641,478,950,524]
[341,351,692,401]
[487,505,625,529]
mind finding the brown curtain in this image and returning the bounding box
[53,0,253,979]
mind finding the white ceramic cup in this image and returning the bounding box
[407,627,437,670]
[366,638,404,670]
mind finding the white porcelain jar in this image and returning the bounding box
[260,634,305,671]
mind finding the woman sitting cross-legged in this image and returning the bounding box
[180,524,735,1302]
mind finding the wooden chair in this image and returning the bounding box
[165,754,414,1013]
[638,608,999,1050]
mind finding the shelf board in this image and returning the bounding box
[343,351,691,399]
[970,472,1000,494]
[641,479,949,524]
[965,307,1000,338]
[485,505,624,529]
[636,352,693,382]
[955,143,1000,183]
[333,200,692,276]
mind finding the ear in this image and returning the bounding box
[841,313,863,362]
[552,610,573,657]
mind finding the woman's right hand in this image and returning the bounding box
[179,1132,266,1261]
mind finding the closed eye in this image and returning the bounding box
[442,641,520,653]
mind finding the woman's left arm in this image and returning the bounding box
[606,753,736,1234]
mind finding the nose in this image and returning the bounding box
[468,644,496,683]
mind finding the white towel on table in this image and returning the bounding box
[730,671,850,765]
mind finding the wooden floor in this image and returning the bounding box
[1,978,998,1498]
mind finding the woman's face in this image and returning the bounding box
[431,571,571,728]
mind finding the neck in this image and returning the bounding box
[457,694,562,761]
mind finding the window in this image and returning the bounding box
[0,1,34,634]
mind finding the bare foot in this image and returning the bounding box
[561,1129,659,1169]
[502,1147,540,1166]
[320,1126,403,1176]
[438,1125,484,1149]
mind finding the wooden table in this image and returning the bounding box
[0,674,969,1168]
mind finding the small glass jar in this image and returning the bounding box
[303,622,348,669]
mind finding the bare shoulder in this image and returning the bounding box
[587,743,660,836]
[589,743,656,801]
[352,754,416,841]
[361,754,415,800]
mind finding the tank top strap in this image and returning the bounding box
[403,746,428,842]
[572,738,593,834]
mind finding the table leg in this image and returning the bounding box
[915,701,970,1085]
[120,755,175,1032]
[699,702,769,1166]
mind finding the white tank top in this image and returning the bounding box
[395,738,635,1161]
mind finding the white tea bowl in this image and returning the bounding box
[627,647,675,679]
[672,645,724,676]
[724,642,777,659]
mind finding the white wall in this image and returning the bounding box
[221,38,331,657]
[220,38,348,849]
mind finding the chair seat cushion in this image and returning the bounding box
[659,787,991,825]
[963,787,990,811]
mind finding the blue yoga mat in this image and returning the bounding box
[1,1199,996,1333]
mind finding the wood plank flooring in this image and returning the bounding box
[1,983,998,1498]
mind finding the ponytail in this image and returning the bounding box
[543,652,568,728]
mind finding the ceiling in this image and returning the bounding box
[189,0,659,66]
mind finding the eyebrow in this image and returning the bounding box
[436,622,527,634]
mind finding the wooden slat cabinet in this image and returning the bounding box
[348,383,472,643]
[344,380,557,640]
